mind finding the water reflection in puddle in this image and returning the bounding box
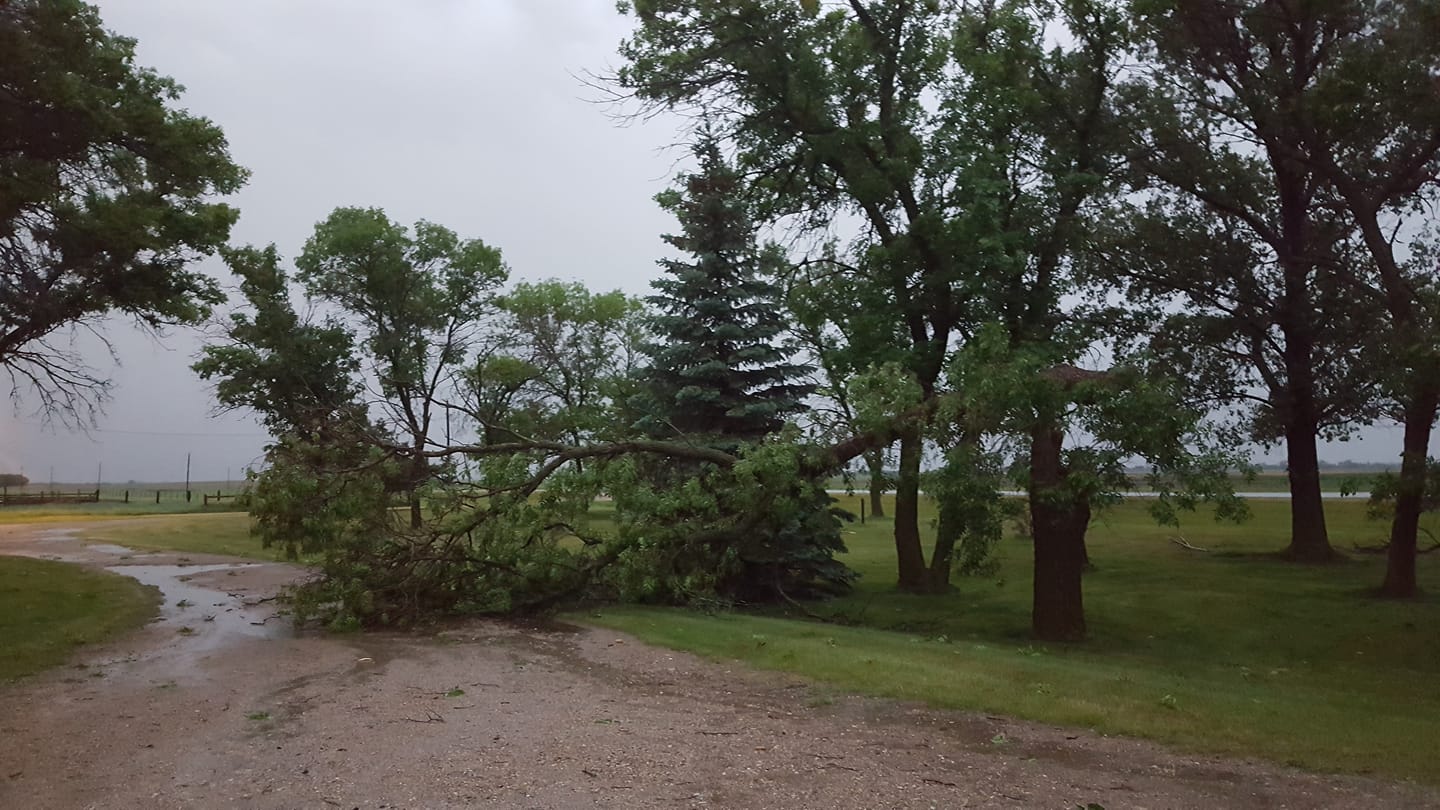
[111,563,292,654]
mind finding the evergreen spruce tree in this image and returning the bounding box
[641,137,814,447]
[635,136,852,603]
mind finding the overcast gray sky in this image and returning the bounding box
[0,0,1420,483]
[0,0,686,483]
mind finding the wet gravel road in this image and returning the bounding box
[1,522,1435,809]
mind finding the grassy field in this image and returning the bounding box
[0,480,247,523]
[828,471,1384,493]
[1226,471,1381,493]
[586,496,1440,783]
[75,512,276,560]
[8,491,1434,780]
[0,556,161,680]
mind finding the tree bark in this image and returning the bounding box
[893,424,928,593]
[927,507,956,593]
[1382,388,1439,597]
[1281,409,1333,562]
[409,445,425,530]
[1029,424,1088,641]
[866,448,886,519]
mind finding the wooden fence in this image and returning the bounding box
[0,487,248,508]
[0,490,100,506]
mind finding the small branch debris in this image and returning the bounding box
[1169,536,1209,552]
[404,710,445,724]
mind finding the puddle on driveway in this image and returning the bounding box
[3,526,299,680]
[110,563,293,657]
[85,543,139,555]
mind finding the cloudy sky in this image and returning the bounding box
[0,0,1419,483]
[1,0,685,484]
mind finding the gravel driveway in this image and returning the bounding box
[1,523,1434,809]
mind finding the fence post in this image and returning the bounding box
[124,490,129,503]
[156,490,161,504]
[186,490,191,502]
[859,497,866,525]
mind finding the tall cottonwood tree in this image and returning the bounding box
[1283,0,1440,595]
[1123,0,1405,563]
[1,0,246,420]
[620,0,1230,639]
[618,0,981,593]
[295,207,508,527]
[790,269,903,520]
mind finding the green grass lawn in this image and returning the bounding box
[0,500,246,525]
[585,497,1440,783]
[0,556,162,680]
[11,493,1434,780]
[827,471,1380,493]
[75,512,277,560]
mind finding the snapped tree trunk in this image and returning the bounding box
[893,424,929,593]
[866,448,886,519]
[1029,424,1089,641]
[1382,388,1439,597]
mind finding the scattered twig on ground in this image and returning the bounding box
[1169,536,1209,552]
[404,710,445,723]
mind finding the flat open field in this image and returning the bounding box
[590,496,1440,782]
[3,496,1436,790]
[0,516,1433,809]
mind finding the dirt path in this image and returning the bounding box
[1,523,1435,810]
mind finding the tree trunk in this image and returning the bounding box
[1029,424,1088,641]
[866,448,886,519]
[1281,412,1333,562]
[1382,388,1439,597]
[928,505,956,593]
[1271,161,1334,563]
[893,425,928,592]
[409,443,426,529]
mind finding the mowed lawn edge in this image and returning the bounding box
[581,497,1440,784]
[76,512,278,560]
[0,556,162,680]
[18,500,1435,782]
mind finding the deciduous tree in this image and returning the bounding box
[1,0,246,420]
[294,207,508,527]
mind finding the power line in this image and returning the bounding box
[5,419,267,439]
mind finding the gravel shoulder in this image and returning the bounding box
[0,522,1435,810]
